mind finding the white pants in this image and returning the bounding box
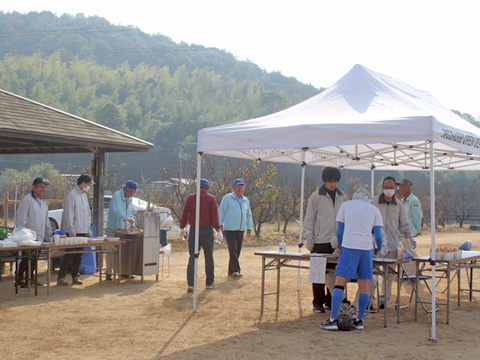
[105,245,115,275]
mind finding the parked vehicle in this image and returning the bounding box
[48,196,173,232]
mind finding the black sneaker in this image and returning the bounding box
[313,304,325,313]
[320,319,338,330]
[353,318,364,330]
[106,274,113,281]
[324,304,331,311]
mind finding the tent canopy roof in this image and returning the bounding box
[198,64,480,170]
[0,89,153,155]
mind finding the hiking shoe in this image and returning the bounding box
[206,283,217,289]
[17,282,28,290]
[320,319,338,330]
[72,278,83,285]
[313,304,325,313]
[106,274,113,281]
[187,286,194,293]
[353,318,364,330]
[232,272,243,278]
[57,278,69,286]
[324,304,331,311]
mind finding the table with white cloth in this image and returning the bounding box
[43,240,125,294]
[412,250,480,324]
[254,250,411,327]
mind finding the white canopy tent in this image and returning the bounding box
[193,64,480,339]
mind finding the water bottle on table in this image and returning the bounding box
[279,236,286,254]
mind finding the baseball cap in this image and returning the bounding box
[399,179,413,187]
[124,180,138,190]
[33,177,49,186]
[233,178,245,186]
[77,174,95,185]
[200,178,210,188]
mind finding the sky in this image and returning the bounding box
[2,0,480,118]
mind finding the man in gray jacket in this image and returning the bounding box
[57,175,94,286]
[373,176,413,307]
[304,167,347,313]
[15,177,52,288]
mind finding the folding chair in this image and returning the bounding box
[400,249,439,313]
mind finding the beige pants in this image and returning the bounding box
[400,236,418,275]
[379,250,397,304]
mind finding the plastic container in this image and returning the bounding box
[279,237,286,254]
[0,226,9,239]
[397,247,404,260]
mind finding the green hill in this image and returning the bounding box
[0,11,324,179]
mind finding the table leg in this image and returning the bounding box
[276,260,281,312]
[458,267,461,307]
[34,250,38,296]
[99,249,103,283]
[384,265,388,328]
[47,249,51,295]
[27,257,31,294]
[469,266,473,302]
[118,244,122,286]
[260,256,265,313]
[447,264,451,324]
[415,261,419,321]
[397,264,402,324]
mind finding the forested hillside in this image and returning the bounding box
[0,11,320,177]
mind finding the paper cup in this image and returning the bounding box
[54,234,60,244]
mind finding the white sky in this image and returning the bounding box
[2,0,480,118]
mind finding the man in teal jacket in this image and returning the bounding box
[218,178,253,278]
[105,180,137,280]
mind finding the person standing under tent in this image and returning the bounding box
[15,177,52,288]
[304,167,347,313]
[321,189,383,331]
[218,178,253,279]
[372,176,413,309]
[105,180,137,281]
[179,178,221,292]
[57,175,94,286]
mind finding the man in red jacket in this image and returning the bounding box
[180,178,221,292]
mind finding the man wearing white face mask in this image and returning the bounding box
[57,174,94,286]
[372,176,412,308]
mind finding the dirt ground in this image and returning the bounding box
[1,228,480,360]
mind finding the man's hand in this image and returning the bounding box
[179,228,186,238]
[216,230,223,244]
[246,230,252,237]
[409,237,417,250]
[306,239,314,251]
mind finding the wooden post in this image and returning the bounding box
[4,192,8,226]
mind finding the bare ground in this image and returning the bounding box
[1,228,479,359]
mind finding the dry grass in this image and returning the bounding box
[1,227,480,359]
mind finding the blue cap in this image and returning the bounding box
[394,188,401,195]
[124,180,138,190]
[233,178,245,186]
[200,178,210,188]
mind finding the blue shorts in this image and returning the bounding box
[335,247,373,280]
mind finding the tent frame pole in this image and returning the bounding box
[193,152,202,312]
[429,142,437,340]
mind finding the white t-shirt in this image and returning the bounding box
[336,199,383,250]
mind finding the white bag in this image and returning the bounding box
[10,227,37,245]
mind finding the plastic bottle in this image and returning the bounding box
[279,236,286,254]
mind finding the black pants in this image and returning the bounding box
[311,242,335,307]
[17,250,37,282]
[224,231,244,275]
[58,233,85,280]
